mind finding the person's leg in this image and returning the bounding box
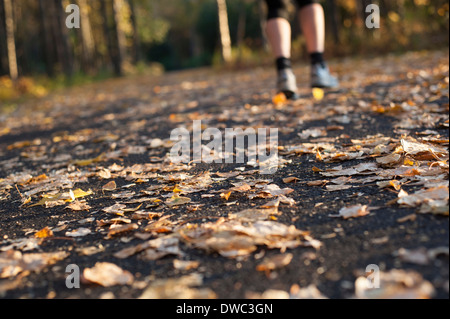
[265,0,298,98]
[266,18,292,60]
[296,0,339,88]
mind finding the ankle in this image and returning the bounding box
[276,57,292,73]
[310,52,326,67]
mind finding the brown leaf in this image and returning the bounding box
[83,262,133,287]
[66,200,91,211]
[376,153,402,165]
[283,177,299,184]
[102,181,117,191]
[256,253,293,272]
[106,223,139,238]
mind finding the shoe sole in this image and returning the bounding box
[281,90,300,101]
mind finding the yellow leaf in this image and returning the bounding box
[312,166,323,172]
[372,105,386,113]
[172,185,183,194]
[123,203,143,213]
[72,153,104,166]
[316,151,323,161]
[71,189,93,200]
[30,193,62,207]
[0,127,10,136]
[272,92,287,106]
[21,196,31,206]
[389,180,402,191]
[34,226,54,239]
[220,191,232,201]
[7,140,33,150]
[312,88,324,101]
[404,158,415,166]
[22,174,48,186]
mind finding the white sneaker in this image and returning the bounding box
[277,68,299,99]
[311,63,339,89]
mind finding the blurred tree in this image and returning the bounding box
[0,0,8,75]
[216,0,232,63]
[0,0,447,81]
[127,0,141,63]
[3,0,18,80]
[39,0,55,76]
[327,0,341,44]
[101,0,123,76]
[113,0,127,74]
[77,0,95,73]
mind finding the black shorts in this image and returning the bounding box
[265,0,318,20]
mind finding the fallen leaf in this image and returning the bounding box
[376,153,402,165]
[256,253,293,272]
[66,200,91,211]
[283,177,299,184]
[103,203,127,216]
[336,205,370,219]
[106,224,139,238]
[83,262,133,287]
[102,181,117,191]
[0,250,68,279]
[312,88,324,101]
[65,228,92,237]
[173,259,200,271]
[166,194,191,207]
[139,273,216,299]
[272,93,287,106]
[34,227,53,239]
[354,269,435,299]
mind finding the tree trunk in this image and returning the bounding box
[258,0,269,52]
[100,0,121,76]
[327,0,340,45]
[77,0,95,73]
[3,0,18,80]
[39,0,55,76]
[49,0,73,77]
[113,0,127,72]
[127,0,141,63]
[237,4,246,60]
[216,0,232,64]
[0,0,8,75]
